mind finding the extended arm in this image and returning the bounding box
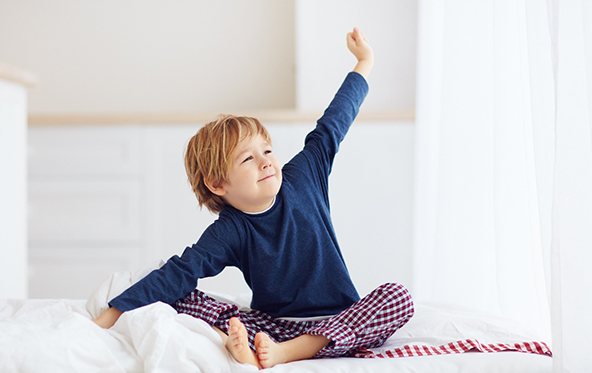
[93,221,241,328]
[94,306,123,329]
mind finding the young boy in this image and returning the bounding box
[95,27,414,369]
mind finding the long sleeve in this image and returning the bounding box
[288,71,369,201]
[108,219,241,312]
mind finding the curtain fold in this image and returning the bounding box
[414,0,592,370]
[549,2,592,371]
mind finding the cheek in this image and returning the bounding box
[236,167,258,184]
[272,157,282,169]
[228,168,249,185]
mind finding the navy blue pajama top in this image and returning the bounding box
[109,72,369,318]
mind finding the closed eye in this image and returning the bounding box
[240,150,272,164]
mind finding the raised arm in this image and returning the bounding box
[287,28,371,199]
[347,27,374,79]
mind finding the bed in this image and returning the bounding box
[0,299,552,372]
[0,269,552,372]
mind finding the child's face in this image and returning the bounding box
[218,134,282,212]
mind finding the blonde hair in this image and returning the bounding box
[185,114,272,213]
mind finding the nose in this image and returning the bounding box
[258,154,272,170]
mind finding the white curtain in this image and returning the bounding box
[413,0,592,371]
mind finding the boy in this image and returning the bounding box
[95,27,414,369]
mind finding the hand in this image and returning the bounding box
[94,306,123,329]
[347,27,373,61]
[347,27,374,78]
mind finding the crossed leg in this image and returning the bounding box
[215,317,330,369]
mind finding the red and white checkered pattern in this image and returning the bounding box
[174,284,551,359]
[353,339,552,358]
[174,282,414,358]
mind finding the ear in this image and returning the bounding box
[204,178,227,197]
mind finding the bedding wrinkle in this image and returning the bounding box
[0,298,553,372]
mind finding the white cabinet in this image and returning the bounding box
[27,126,147,298]
[27,125,250,298]
[0,67,34,299]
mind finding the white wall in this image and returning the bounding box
[295,0,417,112]
[0,0,295,114]
[0,0,416,114]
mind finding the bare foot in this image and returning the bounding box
[226,317,260,369]
[255,332,287,369]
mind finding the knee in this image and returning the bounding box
[374,283,415,316]
[375,282,411,298]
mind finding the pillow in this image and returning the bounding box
[385,301,548,347]
[86,259,166,319]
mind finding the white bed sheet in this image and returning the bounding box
[0,298,552,373]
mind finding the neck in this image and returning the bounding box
[241,196,276,214]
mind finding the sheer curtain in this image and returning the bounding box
[413,0,592,371]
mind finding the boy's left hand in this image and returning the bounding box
[347,27,373,63]
[347,27,374,79]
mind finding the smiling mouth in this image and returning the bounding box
[258,174,275,182]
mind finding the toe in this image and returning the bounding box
[255,332,268,346]
[228,318,243,336]
[229,317,239,328]
[255,332,271,357]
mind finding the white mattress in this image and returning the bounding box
[0,298,552,373]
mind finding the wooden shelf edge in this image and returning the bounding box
[29,110,415,126]
[0,64,37,88]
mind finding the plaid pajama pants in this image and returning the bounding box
[173,282,414,358]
